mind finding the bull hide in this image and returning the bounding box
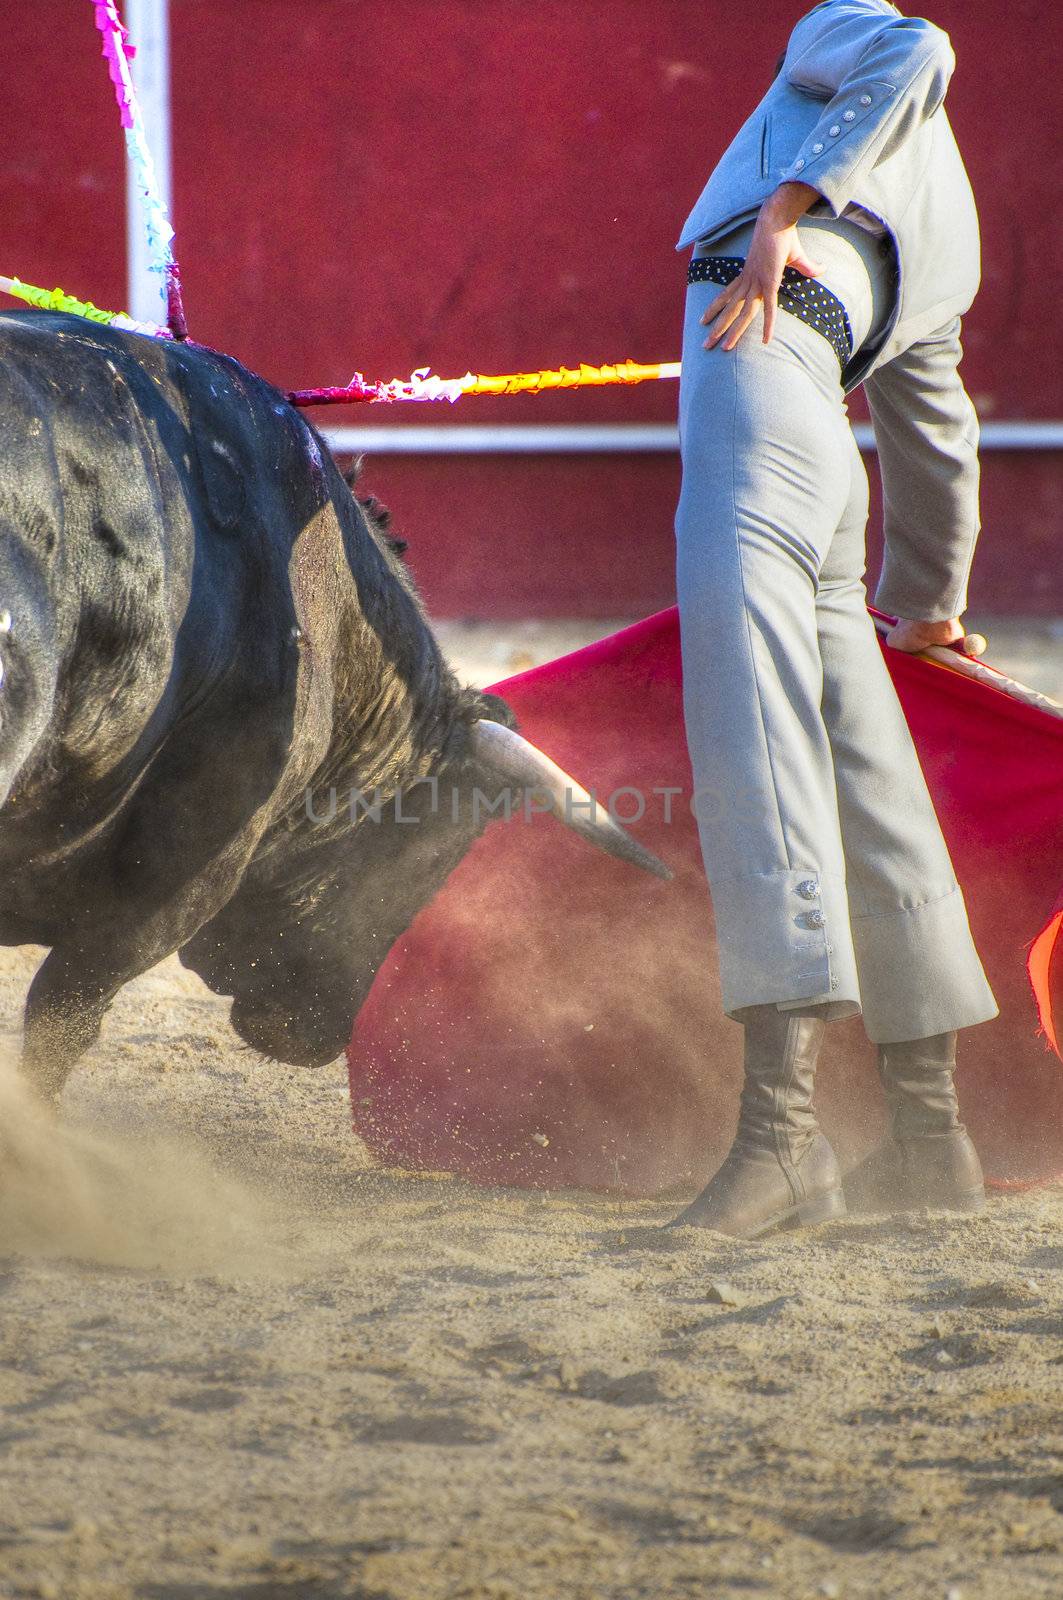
[0,310,662,1096]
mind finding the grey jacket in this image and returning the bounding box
[678,0,983,621]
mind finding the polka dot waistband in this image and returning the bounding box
[687,255,853,370]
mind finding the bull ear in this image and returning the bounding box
[472,691,518,731]
[469,719,671,881]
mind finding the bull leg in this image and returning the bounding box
[21,949,115,1099]
[20,863,258,1100]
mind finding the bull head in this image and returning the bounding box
[181,708,669,1069]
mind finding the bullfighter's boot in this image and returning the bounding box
[667,1005,846,1238]
[844,1032,985,1214]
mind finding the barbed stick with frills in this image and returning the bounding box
[91,0,187,339]
[288,360,683,407]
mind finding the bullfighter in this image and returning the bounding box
[671,0,997,1236]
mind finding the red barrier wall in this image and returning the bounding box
[2,1,1059,615]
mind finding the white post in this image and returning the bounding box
[123,0,172,325]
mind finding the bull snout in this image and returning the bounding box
[230,992,351,1069]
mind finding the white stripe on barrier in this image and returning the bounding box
[321,420,1063,456]
[124,0,172,327]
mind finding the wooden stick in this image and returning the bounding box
[871,615,1063,721]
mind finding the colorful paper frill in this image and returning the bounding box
[0,275,169,338]
[92,1,175,278]
[289,359,683,408]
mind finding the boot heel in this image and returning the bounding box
[793,1187,847,1227]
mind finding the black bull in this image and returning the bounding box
[0,311,666,1096]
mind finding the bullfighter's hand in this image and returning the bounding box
[886,618,988,656]
[701,181,822,352]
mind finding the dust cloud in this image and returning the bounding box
[0,1051,304,1279]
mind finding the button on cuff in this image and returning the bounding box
[707,869,859,1019]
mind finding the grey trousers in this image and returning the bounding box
[675,229,998,1044]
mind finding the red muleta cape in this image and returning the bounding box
[349,608,1063,1195]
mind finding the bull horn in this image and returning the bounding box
[469,718,672,880]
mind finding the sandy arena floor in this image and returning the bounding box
[1,619,1062,1600]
